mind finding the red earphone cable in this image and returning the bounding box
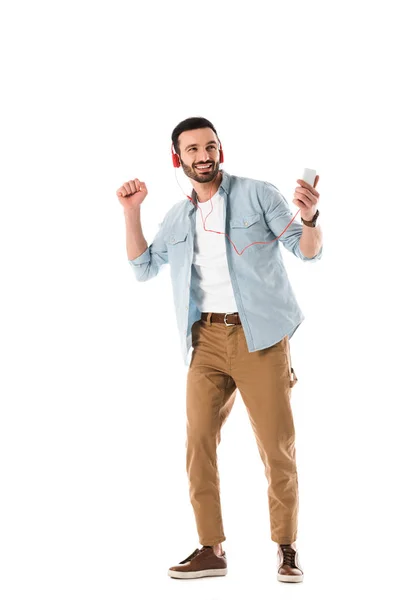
[172,145,301,256]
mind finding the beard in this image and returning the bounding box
[180,158,220,183]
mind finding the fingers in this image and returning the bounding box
[296,178,320,197]
[294,178,319,210]
[293,198,309,209]
[117,179,145,197]
[293,192,315,209]
[126,179,139,195]
[294,183,319,206]
[132,178,143,194]
[295,189,317,203]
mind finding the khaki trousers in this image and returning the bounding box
[186,314,299,546]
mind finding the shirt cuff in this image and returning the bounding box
[297,243,323,262]
[128,247,150,266]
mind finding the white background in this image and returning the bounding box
[1,0,399,598]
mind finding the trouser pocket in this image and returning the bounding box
[290,366,298,388]
[283,336,298,387]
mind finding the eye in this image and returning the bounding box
[188,146,217,152]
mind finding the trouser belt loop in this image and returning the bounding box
[206,312,212,327]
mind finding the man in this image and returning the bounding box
[117,117,323,583]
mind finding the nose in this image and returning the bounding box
[199,148,211,163]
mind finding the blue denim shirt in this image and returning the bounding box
[128,169,323,366]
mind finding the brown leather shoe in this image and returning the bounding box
[277,544,304,582]
[168,546,228,579]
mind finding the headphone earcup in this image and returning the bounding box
[172,152,181,168]
[219,145,224,164]
[171,143,181,168]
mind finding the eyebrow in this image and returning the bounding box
[184,140,217,151]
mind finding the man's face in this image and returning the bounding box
[177,128,221,183]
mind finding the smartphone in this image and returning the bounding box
[302,168,317,186]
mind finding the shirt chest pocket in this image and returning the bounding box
[166,231,188,245]
[229,212,262,229]
[228,212,267,250]
[166,231,189,262]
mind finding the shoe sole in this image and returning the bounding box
[168,567,227,579]
[277,573,304,583]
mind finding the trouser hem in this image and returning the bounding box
[272,535,297,544]
[199,535,226,546]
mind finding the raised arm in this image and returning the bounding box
[262,182,323,262]
[117,177,169,281]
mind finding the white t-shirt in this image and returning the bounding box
[191,191,238,313]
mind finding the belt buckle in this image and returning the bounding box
[224,312,236,326]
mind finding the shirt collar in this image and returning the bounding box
[188,169,231,213]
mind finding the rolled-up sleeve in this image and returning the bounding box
[293,240,323,262]
[128,217,169,282]
[262,182,323,262]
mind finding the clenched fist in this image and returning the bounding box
[116,178,148,210]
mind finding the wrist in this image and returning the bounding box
[301,209,319,227]
[124,205,141,216]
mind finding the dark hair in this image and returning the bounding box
[171,116,219,156]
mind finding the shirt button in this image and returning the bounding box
[244,221,248,225]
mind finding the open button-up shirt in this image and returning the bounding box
[128,169,323,366]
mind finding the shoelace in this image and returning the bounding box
[179,548,200,564]
[280,545,296,568]
[179,546,216,564]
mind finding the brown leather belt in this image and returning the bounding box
[201,312,242,326]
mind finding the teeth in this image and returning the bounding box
[197,164,212,170]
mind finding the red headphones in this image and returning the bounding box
[171,141,224,168]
